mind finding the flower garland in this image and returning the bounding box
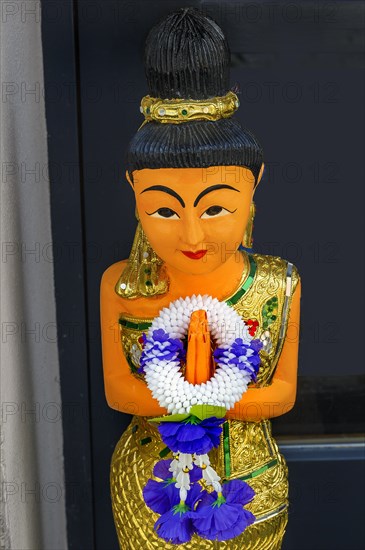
[139,294,263,545]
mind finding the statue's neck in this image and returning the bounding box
[165,250,248,301]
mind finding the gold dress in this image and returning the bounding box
[111,252,300,549]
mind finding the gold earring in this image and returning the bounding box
[115,221,169,298]
[242,201,256,250]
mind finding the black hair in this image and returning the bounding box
[126,7,263,183]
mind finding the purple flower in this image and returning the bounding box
[190,479,256,541]
[154,483,204,545]
[157,416,225,455]
[212,346,227,362]
[155,507,194,544]
[152,328,169,342]
[231,338,249,356]
[143,460,180,515]
[138,329,186,374]
[250,338,263,353]
[143,478,180,515]
[213,337,263,382]
[221,479,255,506]
[143,459,203,516]
[153,459,202,483]
[153,459,173,480]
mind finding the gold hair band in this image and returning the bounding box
[138,91,239,128]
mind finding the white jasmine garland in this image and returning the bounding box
[141,294,257,415]
[169,452,194,501]
[141,294,262,543]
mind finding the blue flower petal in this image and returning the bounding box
[241,509,256,528]
[159,435,181,453]
[191,512,214,533]
[153,458,202,483]
[176,424,207,442]
[177,434,214,455]
[213,503,242,531]
[157,417,224,454]
[143,479,179,515]
[222,479,255,505]
[152,329,169,342]
[215,507,256,541]
[190,464,203,482]
[200,417,225,427]
[213,336,262,383]
[153,459,173,480]
[155,508,194,544]
[185,482,206,508]
[158,422,182,438]
[191,486,256,542]
[251,339,263,352]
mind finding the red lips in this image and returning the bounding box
[182,250,207,260]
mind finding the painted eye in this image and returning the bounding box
[201,205,235,219]
[147,207,180,219]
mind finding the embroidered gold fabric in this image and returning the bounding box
[111,253,300,549]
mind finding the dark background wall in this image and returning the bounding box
[42,1,365,549]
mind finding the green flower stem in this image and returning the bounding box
[172,502,190,515]
[212,492,226,508]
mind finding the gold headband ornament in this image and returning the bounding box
[138,90,239,129]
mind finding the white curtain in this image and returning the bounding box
[0,2,67,548]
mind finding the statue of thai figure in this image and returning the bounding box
[100,7,301,549]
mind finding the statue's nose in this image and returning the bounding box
[180,217,205,248]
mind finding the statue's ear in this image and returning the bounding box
[257,162,265,185]
[253,163,265,194]
[125,170,134,188]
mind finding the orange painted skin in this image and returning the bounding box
[100,165,301,421]
[185,310,213,384]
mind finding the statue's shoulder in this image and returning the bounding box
[101,259,128,288]
[100,259,133,310]
[101,260,160,317]
[250,252,301,293]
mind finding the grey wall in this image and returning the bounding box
[0,1,67,548]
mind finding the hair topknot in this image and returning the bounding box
[144,7,230,99]
[126,7,264,182]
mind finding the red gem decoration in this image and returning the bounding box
[244,319,259,337]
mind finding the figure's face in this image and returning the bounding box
[129,165,261,275]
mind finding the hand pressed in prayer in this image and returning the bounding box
[185,310,214,385]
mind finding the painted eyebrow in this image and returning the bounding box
[193,184,240,207]
[140,185,185,208]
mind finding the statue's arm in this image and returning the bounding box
[100,262,168,417]
[226,277,301,422]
